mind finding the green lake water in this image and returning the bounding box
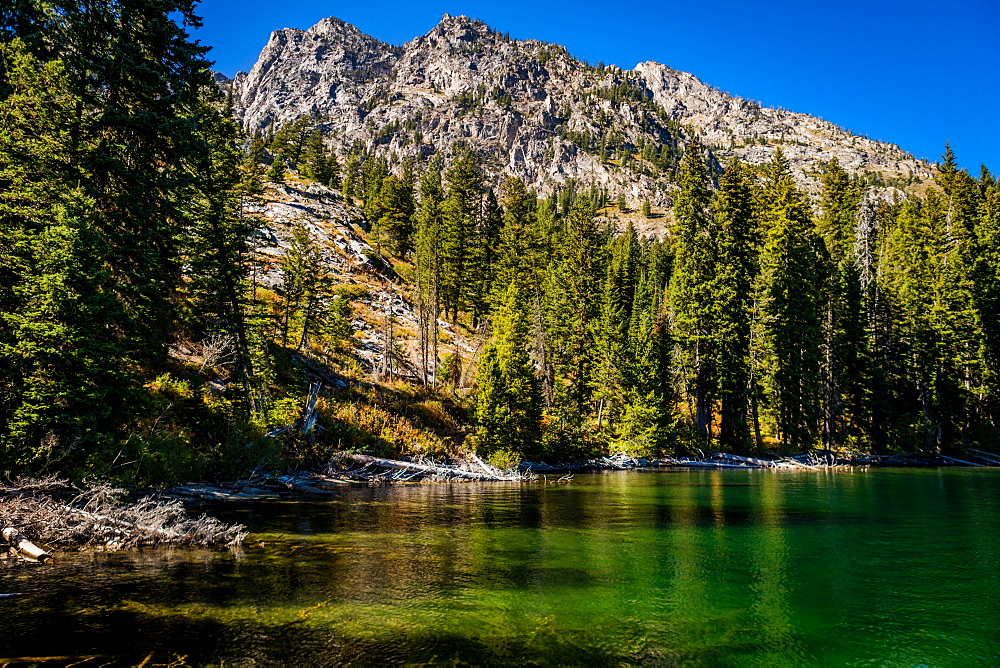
[2,468,999,665]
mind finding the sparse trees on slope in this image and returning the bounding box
[414,157,445,386]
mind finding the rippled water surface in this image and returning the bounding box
[2,468,999,665]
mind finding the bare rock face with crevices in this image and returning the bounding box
[229,13,933,203]
[632,61,926,180]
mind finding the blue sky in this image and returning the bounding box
[193,0,999,173]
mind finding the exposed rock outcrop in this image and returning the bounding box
[248,176,474,378]
[229,14,932,203]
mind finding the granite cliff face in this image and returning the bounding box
[632,62,922,180]
[228,14,932,201]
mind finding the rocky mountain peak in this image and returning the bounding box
[308,16,361,36]
[405,13,503,62]
[230,14,933,205]
[430,13,489,38]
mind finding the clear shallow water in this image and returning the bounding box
[2,469,999,665]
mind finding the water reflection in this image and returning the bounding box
[1,469,998,665]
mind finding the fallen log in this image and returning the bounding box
[303,474,357,488]
[683,461,755,469]
[937,454,985,467]
[277,476,338,495]
[469,451,504,477]
[2,527,52,562]
[168,486,261,502]
[965,449,1000,465]
[777,458,820,470]
[347,454,517,481]
[709,452,775,468]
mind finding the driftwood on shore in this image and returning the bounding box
[648,449,1000,470]
[0,478,246,561]
[345,454,525,482]
[523,448,1000,473]
[159,455,529,502]
[151,444,1000,504]
[2,527,52,562]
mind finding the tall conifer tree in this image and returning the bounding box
[544,196,603,421]
[752,149,824,449]
[440,151,482,320]
[669,138,717,440]
[475,282,543,457]
[713,159,758,450]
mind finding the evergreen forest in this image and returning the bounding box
[3,0,1000,485]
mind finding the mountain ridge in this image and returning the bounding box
[226,13,932,202]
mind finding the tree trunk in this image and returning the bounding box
[347,454,516,481]
[2,527,52,562]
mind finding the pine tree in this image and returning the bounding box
[817,158,862,260]
[361,156,389,210]
[341,155,361,201]
[474,282,543,457]
[414,157,445,386]
[752,149,825,450]
[494,176,539,295]
[609,237,675,454]
[243,130,268,194]
[817,158,870,448]
[440,151,482,320]
[713,159,758,451]
[301,129,335,186]
[878,153,988,448]
[270,114,313,166]
[266,152,286,182]
[279,223,325,349]
[669,138,718,441]
[544,196,604,421]
[0,43,129,462]
[368,174,415,257]
[592,224,640,426]
[0,0,232,467]
[57,0,216,368]
[326,145,341,189]
[180,91,269,418]
[468,187,502,324]
[973,167,1000,433]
